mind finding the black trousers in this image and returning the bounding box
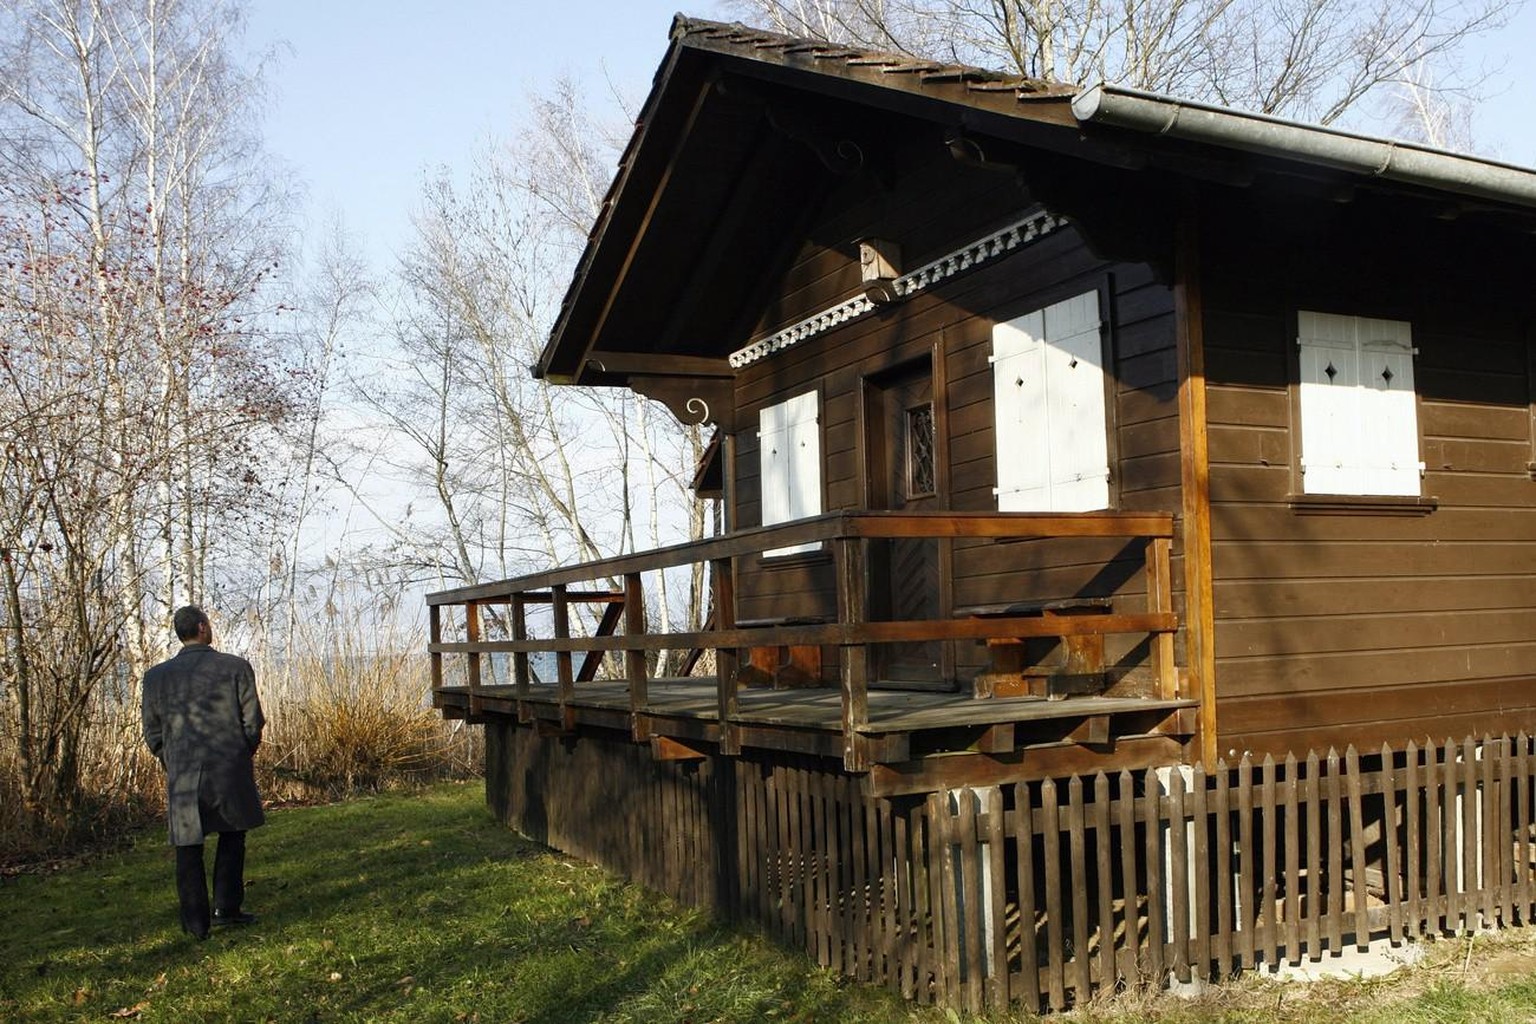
[174,831,246,935]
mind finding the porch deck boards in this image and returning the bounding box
[435,677,1195,734]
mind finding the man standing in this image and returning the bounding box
[141,605,265,940]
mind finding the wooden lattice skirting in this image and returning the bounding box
[487,722,1536,1013]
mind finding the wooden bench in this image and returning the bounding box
[958,599,1113,700]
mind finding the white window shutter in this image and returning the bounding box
[783,392,822,522]
[1042,293,1110,512]
[1297,311,1363,495]
[992,311,1048,511]
[992,293,1108,512]
[758,401,791,526]
[1298,311,1420,497]
[759,391,821,556]
[1358,319,1420,495]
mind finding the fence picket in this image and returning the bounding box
[1305,751,1322,961]
[1346,746,1370,951]
[1117,770,1140,987]
[1237,754,1255,970]
[985,786,1009,1011]
[1215,762,1233,976]
[1142,767,1165,986]
[1094,773,1115,992]
[1406,741,1421,938]
[1068,776,1091,1000]
[1193,764,1212,979]
[1042,780,1066,1012]
[1169,768,1190,982]
[1015,780,1041,1011]
[1381,743,1403,943]
[1326,748,1344,954]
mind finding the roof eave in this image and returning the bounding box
[1072,84,1536,211]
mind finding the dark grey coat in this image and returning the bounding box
[141,644,266,846]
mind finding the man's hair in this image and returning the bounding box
[173,605,209,641]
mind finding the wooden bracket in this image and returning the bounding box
[651,736,708,762]
[1067,714,1112,748]
[975,723,1016,754]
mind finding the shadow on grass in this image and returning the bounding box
[1,783,915,1024]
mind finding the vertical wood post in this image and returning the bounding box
[465,600,483,716]
[428,603,443,693]
[837,537,871,772]
[712,557,740,755]
[624,572,650,741]
[512,591,531,723]
[1175,206,1218,768]
[553,584,575,732]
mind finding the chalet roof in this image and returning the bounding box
[537,14,1536,388]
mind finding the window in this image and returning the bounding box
[991,291,1110,512]
[1297,311,1422,496]
[906,403,935,498]
[758,391,821,556]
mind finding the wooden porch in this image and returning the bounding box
[429,511,1197,795]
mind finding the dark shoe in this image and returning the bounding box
[212,909,257,927]
[181,921,209,941]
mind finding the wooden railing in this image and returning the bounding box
[427,510,1178,770]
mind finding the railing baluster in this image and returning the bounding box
[429,604,443,692]
[465,600,483,717]
[512,591,531,723]
[625,572,649,741]
[1146,536,1176,700]
[712,557,740,755]
[553,583,575,732]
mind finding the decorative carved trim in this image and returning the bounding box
[729,209,1063,369]
[729,294,876,368]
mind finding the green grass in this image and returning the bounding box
[8,782,1536,1023]
[0,782,943,1023]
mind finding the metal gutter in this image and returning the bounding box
[1072,84,1536,210]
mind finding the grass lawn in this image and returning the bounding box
[5,780,1536,1023]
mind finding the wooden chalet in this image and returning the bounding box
[430,16,1536,1010]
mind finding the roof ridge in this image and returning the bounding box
[669,13,1072,97]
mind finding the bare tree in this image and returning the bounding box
[345,81,712,664]
[0,0,295,831]
[728,0,1518,129]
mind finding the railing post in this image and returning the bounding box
[713,557,740,755]
[837,537,871,772]
[428,604,443,693]
[1146,535,1177,700]
[512,591,531,724]
[465,600,483,717]
[553,584,575,732]
[624,571,650,741]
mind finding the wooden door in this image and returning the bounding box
[866,360,945,684]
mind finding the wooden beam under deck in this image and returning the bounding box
[435,679,1195,784]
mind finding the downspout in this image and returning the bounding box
[1071,84,1536,210]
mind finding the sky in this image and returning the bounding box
[244,0,1536,276]
[243,0,708,267]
